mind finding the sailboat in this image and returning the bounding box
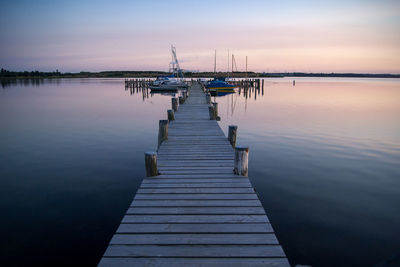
[150,46,188,91]
[206,50,236,92]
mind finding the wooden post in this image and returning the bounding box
[206,94,211,104]
[171,97,179,112]
[144,152,158,177]
[212,102,218,117]
[157,120,168,149]
[234,146,249,176]
[167,109,175,121]
[208,105,216,120]
[179,96,184,104]
[228,125,238,147]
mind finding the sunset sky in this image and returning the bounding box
[1,0,399,73]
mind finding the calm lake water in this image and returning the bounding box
[1,78,399,266]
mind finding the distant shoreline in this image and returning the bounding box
[1,69,399,79]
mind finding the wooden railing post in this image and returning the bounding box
[228,125,238,147]
[234,146,249,176]
[144,152,158,177]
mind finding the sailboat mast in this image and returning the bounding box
[232,54,234,79]
[246,56,248,78]
[214,50,217,77]
[227,49,230,79]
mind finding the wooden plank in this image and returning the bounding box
[141,178,248,183]
[99,258,290,267]
[117,223,274,233]
[137,188,255,194]
[153,174,245,178]
[131,199,262,207]
[139,183,251,188]
[121,215,269,223]
[134,193,259,200]
[104,244,285,257]
[109,233,279,245]
[126,207,266,214]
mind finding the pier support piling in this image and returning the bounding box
[206,94,211,104]
[212,102,218,117]
[172,98,179,112]
[208,105,216,120]
[157,120,169,149]
[228,125,238,148]
[144,152,158,177]
[234,146,249,176]
[167,109,175,121]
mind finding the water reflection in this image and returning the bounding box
[124,78,188,100]
[1,78,54,88]
[214,77,400,267]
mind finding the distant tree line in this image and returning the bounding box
[1,68,399,79]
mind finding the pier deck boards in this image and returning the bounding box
[99,83,289,266]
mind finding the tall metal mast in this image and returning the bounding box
[169,45,183,78]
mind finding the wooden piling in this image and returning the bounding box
[208,105,216,120]
[228,125,238,148]
[172,97,179,112]
[234,146,249,176]
[212,102,218,117]
[144,152,158,177]
[206,93,211,104]
[179,96,184,104]
[157,120,168,149]
[167,109,175,121]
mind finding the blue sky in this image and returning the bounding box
[1,0,399,73]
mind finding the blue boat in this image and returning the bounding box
[206,78,236,92]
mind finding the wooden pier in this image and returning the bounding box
[99,82,289,266]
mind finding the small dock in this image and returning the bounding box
[99,82,289,266]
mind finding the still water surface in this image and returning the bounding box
[0,78,399,266]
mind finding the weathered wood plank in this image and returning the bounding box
[99,258,290,267]
[137,188,255,194]
[104,244,285,257]
[141,178,248,183]
[121,215,269,223]
[109,233,279,245]
[130,199,262,207]
[117,223,274,233]
[139,182,251,188]
[126,207,266,214]
[134,193,259,200]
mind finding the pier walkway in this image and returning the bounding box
[99,83,289,266]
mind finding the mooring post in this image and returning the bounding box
[179,96,184,104]
[167,109,175,121]
[144,152,158,177]
[171,97,179,112]
[228,125,238,147]
[212,102,218,117]
[157,120,168,149]
[234,146,249,176]
[208,105,216,120]
[206,94,211,104]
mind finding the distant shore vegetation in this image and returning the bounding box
[1,68,399,79]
